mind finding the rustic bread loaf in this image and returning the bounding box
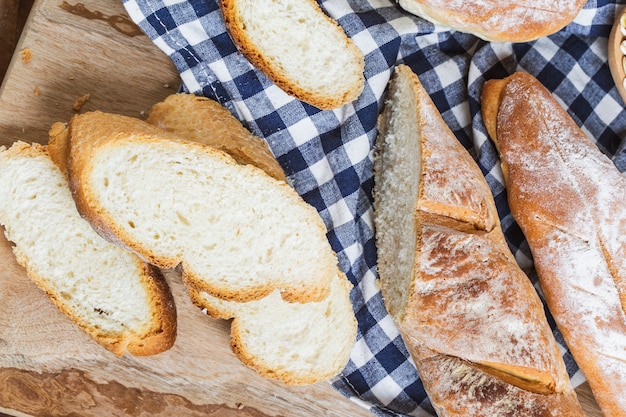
[374,65,583,416]
[396,0,587,42]
[482,71,626,417]
[186,270,356,385]
[0,141,176,356]
[63,110,336,304]
[147,93,286,182]
[220,0,365,109]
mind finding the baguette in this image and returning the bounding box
[63,110,336,304]
[396,0,586,42]
[186,270,356,385]
[374,65,583,416]
[146,93,286,182]
[220,0,365,109]
[0,141,176,356]
[482,71,626,417]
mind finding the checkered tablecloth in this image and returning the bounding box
[122,1,626,415]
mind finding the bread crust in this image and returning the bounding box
[220,0,364,109]
[481,71,626,417]
[0,142,177,357]
[375,65,583,415]
[397,0,587,42]
[147,94,287,182]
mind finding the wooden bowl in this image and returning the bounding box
[608,7,626,104]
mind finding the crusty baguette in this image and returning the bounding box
[146,93,286,182]
[0,141,176,356]
[374,65,583,416]
[63,110,336,304]
[482,71,626,417]
[396,0,586,42]
[186,270,356,385]
[220,0,365,109]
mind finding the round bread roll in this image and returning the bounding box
[397,0,587,42]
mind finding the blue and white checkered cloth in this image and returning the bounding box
[122,1,626,415]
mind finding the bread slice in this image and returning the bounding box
[373,65,583,415]
[146,94,286,182]
[482,71,626,417]
[396,0,587,42]
[63,110,336,304]
[220,0,365,109]
[186,270,356,385]
[0,141,177,356]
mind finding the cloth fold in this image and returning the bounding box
[122,0,626,415]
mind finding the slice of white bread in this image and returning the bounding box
[186,270,356,385]
[0,141,177,356]
[63,110,336,304]
[373,65,583,415]
[146,94,287,182]
[220,0,365,109]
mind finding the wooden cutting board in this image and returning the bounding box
[0,1,604,416]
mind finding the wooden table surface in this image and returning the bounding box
[0,0,605,416]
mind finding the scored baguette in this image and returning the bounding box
[62,110,336,304]
[374,65,583,416]
[0,141,176,356]
[396,0,586,42]
[220,0,365,109]
[186,270,356,385]
[146,93,286,182]
[481,71,626,417]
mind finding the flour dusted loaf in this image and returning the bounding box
[147,93,286,182]
[373,65,583,416]
[63,110,336,304]
[396,0,587,42]
[0,141,176,356]
[482,72,626,417]
[220,0,365,109]
[186,270,356,385]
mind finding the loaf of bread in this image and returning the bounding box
[482,71,626,417]
[62,110,336,304]
[0,141,177,356]
[220,0,364,109]
[186,270,356,385]
[396,0,587,42]
[146,93,286,182]
[374,65,583,416]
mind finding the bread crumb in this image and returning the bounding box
[20,48,32,63]
[33,87,41,96]
[72,94,91,111]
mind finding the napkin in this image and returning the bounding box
[122,0,626,415]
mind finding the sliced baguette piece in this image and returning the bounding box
[0,141,177,356]
[482,71,626,417]
[220,0,365,110]
[146,93,287,182]
[373,65,583,416]
[64,110,336,304]
[186,270,356,385]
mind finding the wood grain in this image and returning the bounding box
[0,0,606,416]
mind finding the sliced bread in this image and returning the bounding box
[220,0,365,109]
[146,93,287,182]
[64,110,337,303]
[0,141,177,356]
[186,270,356,385]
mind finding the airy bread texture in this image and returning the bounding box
[220,0,365,109]
[64,111,336,304]
[374,65,583,416]
[397,0,587,42]
[186,270,356,385]
[0,141,176,356]
[482,72,626,417]
[147,94,286,182]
